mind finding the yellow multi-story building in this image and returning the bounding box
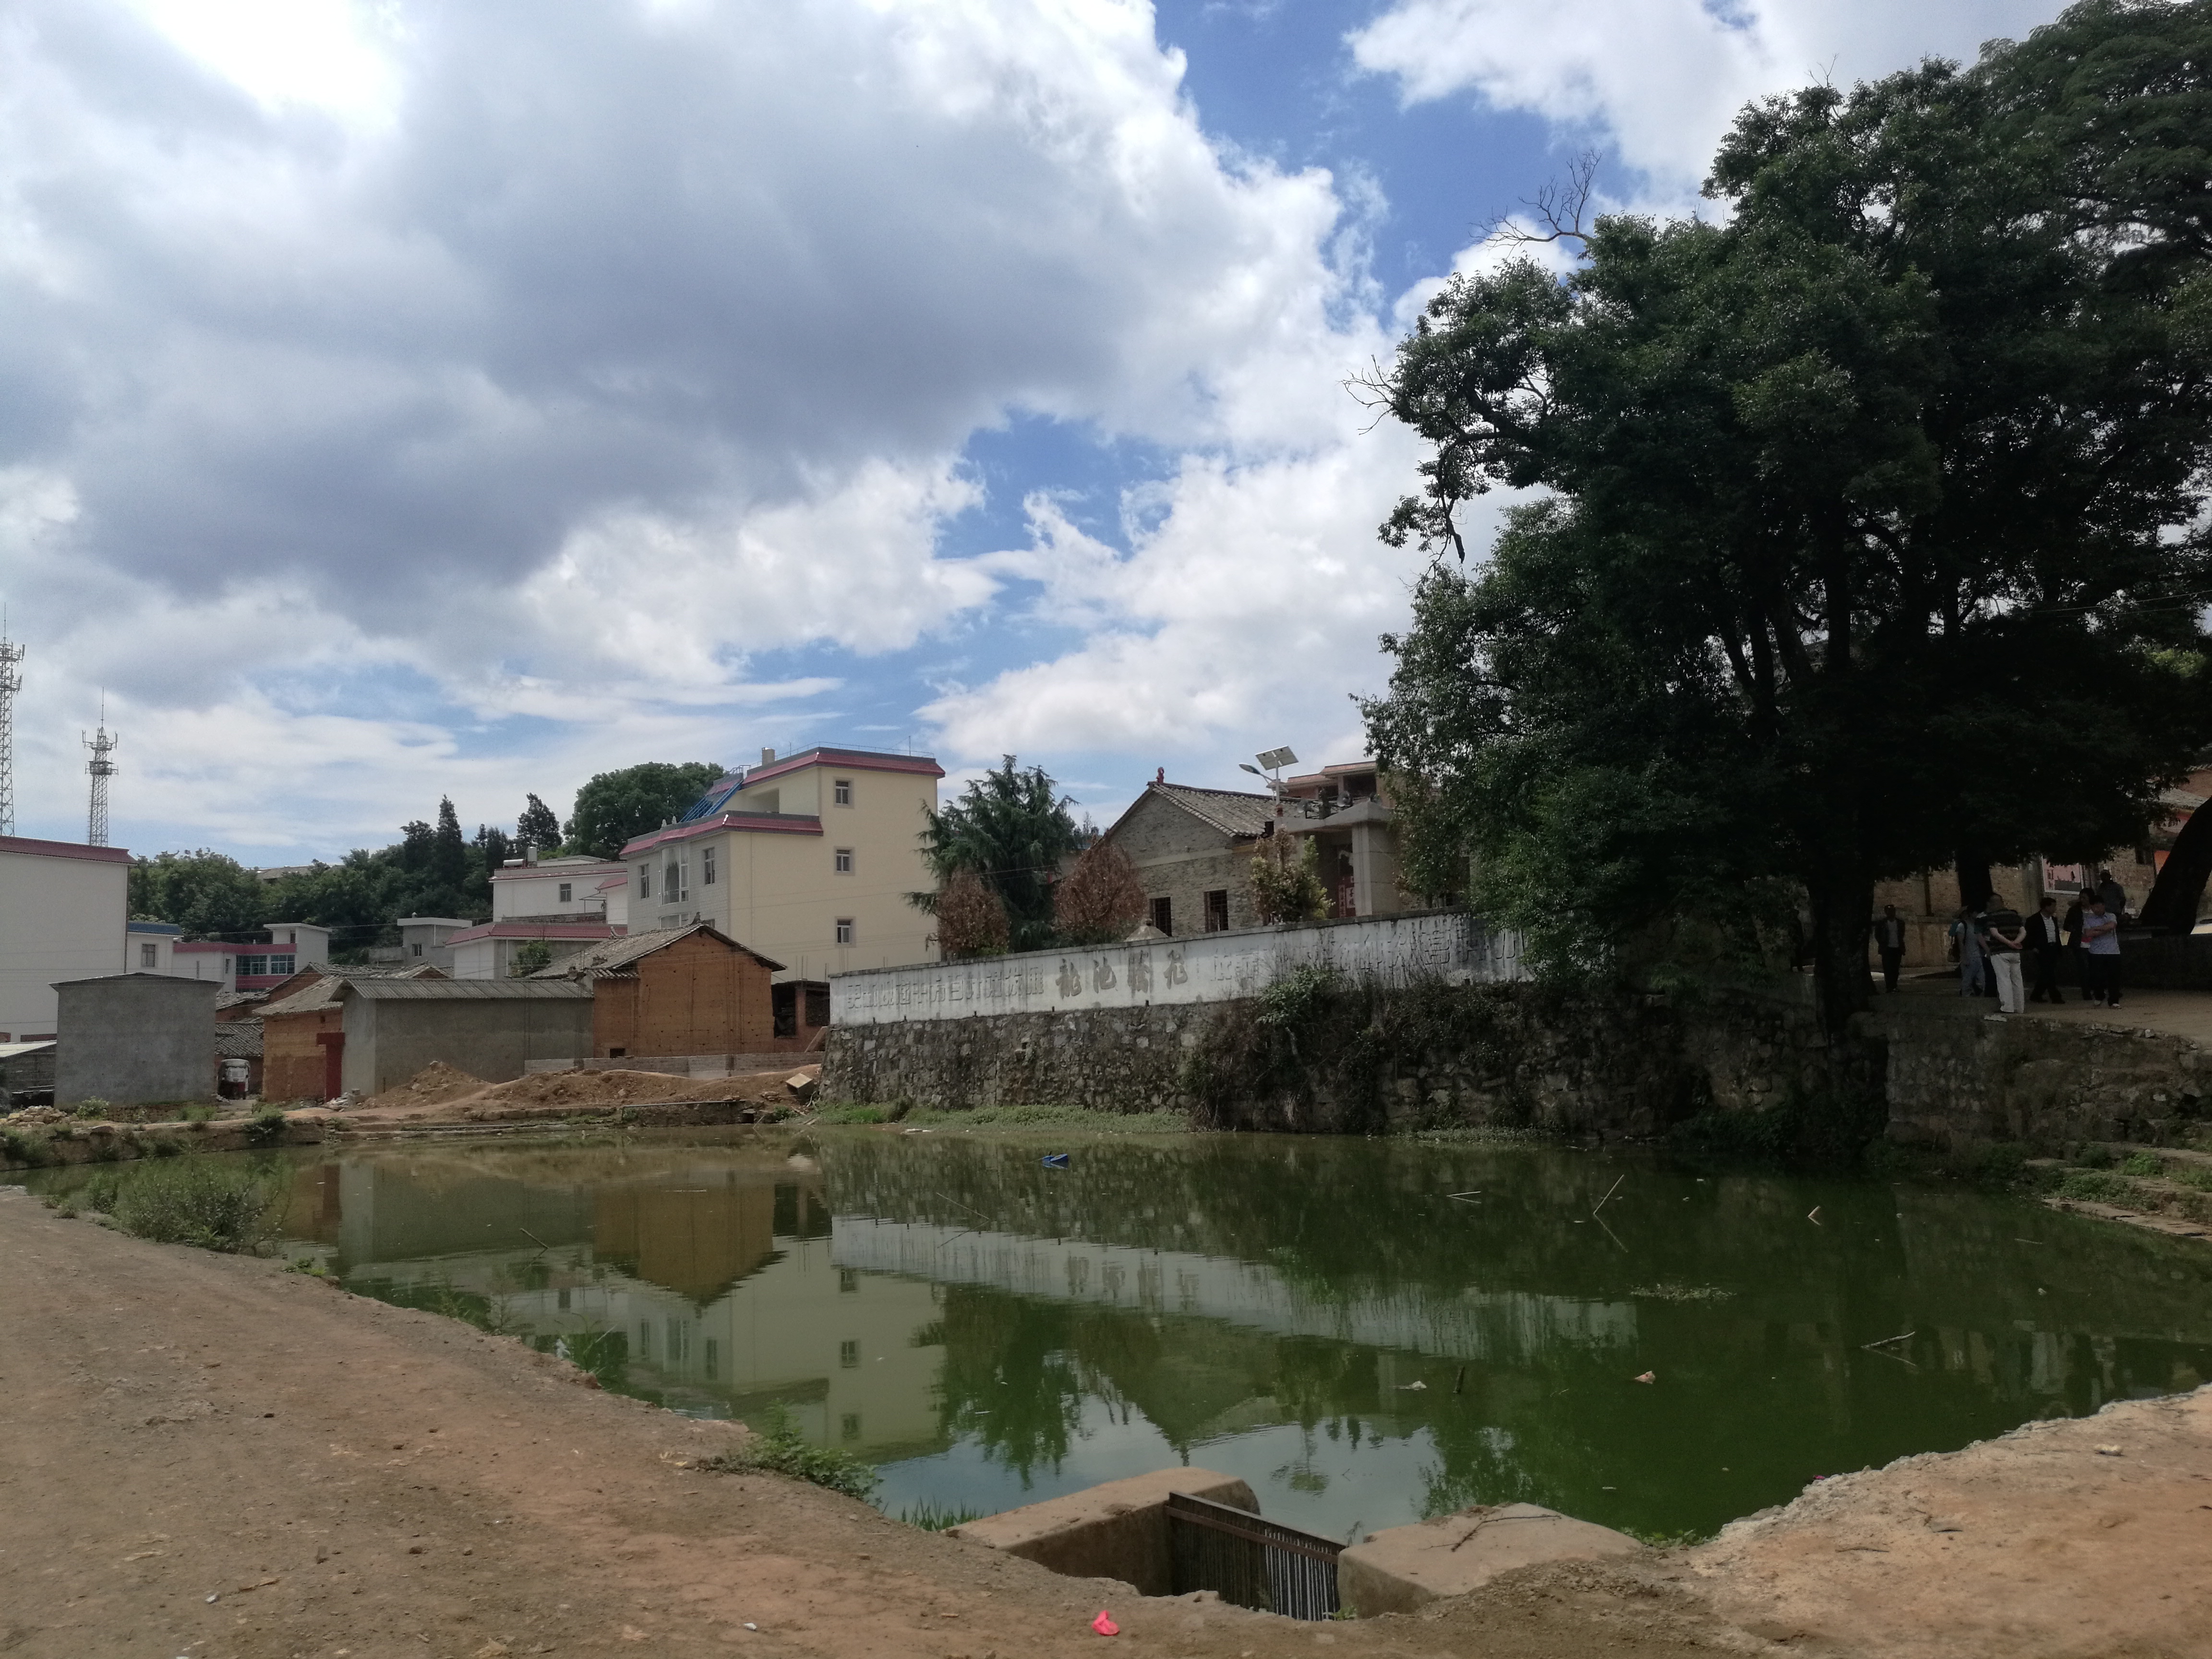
[620,746,943,986]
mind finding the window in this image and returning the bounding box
[833,778,853,806]
[839,1339,860,1369]
[139,943,156,968]
[1204,890,1229,933]
[839,1269,859,1294]
[702,845,716,885]
[835,918,854,946]
[1150,897,1173,935]
[664,855,687,902]
[638,863,652,900]
[557,882,572,902]
[411,943,423,958]
[239,954,268,976]
[834,847,853,874]
[269,955,294,975]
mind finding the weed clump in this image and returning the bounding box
[106,1159,282,1252]
[896,1498,983,1531]
[700,1406,878,1502]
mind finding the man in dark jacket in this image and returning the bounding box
[2062,892,2087,995]
[2027,895,2066,1004]
[1874,905,1908,993]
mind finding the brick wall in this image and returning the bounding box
[592,932,776,1058]
[264,1007,343,1101]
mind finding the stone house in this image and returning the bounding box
[532,924,781,1059]
[1096,781,1282,937]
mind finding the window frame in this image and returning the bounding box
[701,844,716,885]
[835,917,855,946]
[832,777,853,807]
[834,847,854,874]
[1149,897,1173,936]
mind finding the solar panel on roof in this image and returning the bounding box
[677,776,745,823]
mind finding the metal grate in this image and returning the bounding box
[1166,1491,1342,1621]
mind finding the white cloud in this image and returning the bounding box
[0,0,1403,846]
[1350,0,2059,197]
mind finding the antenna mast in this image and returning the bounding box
[83,702,118,847]
[0,613,20,838]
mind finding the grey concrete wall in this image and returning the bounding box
[54,974,217,1105]
[342,996,593,1095]
[832,912,1522,1026]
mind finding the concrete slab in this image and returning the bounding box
[1338,1503,1641,1617]
[946,1467,1257,1595]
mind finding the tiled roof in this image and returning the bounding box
[1143,781,1281,839]
[444,920,618,945]
[531,923,785,978]
[215,1021,262,1059]
[337,978,592,1002]
[260,964,442,1017]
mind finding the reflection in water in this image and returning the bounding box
[242,1130,2212,1541]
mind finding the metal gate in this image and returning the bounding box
[1166,1491,1342,1620]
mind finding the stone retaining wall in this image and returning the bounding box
[822,981,1837,1138]
[1883,1007,2210,1150]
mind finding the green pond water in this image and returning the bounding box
[47,1129,2212,1543]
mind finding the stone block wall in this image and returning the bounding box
[823,981,1836,1139]
[1884,1008,2210,1150]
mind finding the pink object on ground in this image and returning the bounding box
[1092,1610,1119,1635]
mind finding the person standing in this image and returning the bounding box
[2027,896,2067,1004]
[1875,904,1908,993]
[2062,890,2087,995]
[1951,906,1986,998]
[2097,868,2128,919]
[2081,893,2122,1008]
[1984,897,2027,1013]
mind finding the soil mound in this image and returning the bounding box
[362,1062,487,1112]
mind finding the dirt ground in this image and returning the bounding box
[340,1064,816,1129]
[3,1189,2209,1659]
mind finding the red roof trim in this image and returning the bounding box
[621,814,823,857]
[739,747,945,788]
[0,834,130,865]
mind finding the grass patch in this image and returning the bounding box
[2056,1168,2140,1204]
[699,1406,879,1502]
[241,1106,290,1147]
[2174,1167,2212,1193]
[0,1128,58,1167]
[93,1158,283,1252]
[2122,1151,2165,1177]
[181,1104,217,1125]
[895,1498,983,1531]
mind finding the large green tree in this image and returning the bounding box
[516,793,563,852]
[128,850,264,939]
[1363,0,2212,1044]
[565,762,723,859]
[911,756,1084,953]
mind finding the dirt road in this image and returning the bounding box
[4,1184,2210,1658]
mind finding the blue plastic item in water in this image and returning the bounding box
[1041,1153,1070,1169]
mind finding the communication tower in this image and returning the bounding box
[0,616,21,838]
[84,705,118,847]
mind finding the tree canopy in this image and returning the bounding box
[516,793,563,852]
[1362,0,2212,1041]
[565,762,723,860]
[911,757,1085,953]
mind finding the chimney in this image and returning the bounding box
[761,746,776,766]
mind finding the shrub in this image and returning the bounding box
[1248,833,1329,924]
[1053,842,1146,945]
[897,1499,983,1531]
[110,1159,281,1252]
[181,1104,217,1125]
[2057,1168,2137,1204]
[934,868,1010,960]
[700,1406,878,1502]
[2076,1142,2115,1169]
[2175,1167,2212,1193]
[242,1106,289,1147]
[2122,1151,2164,1177]
[72,1098,110,1120]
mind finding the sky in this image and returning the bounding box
[0,0,2065,861]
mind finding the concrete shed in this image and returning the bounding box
[333,978,593,1097]
[53,973,217,1106]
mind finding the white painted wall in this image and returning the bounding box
[0,838,129,1039]
[492,857,628,921]
[830,911,1521,1026]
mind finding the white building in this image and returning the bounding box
[0,833,129,1041]
[126,918,180,974]
[169,922,329,994]
[394,916,473,973]
[491,854,630,927]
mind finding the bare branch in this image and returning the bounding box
[1478,150,1600,252]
